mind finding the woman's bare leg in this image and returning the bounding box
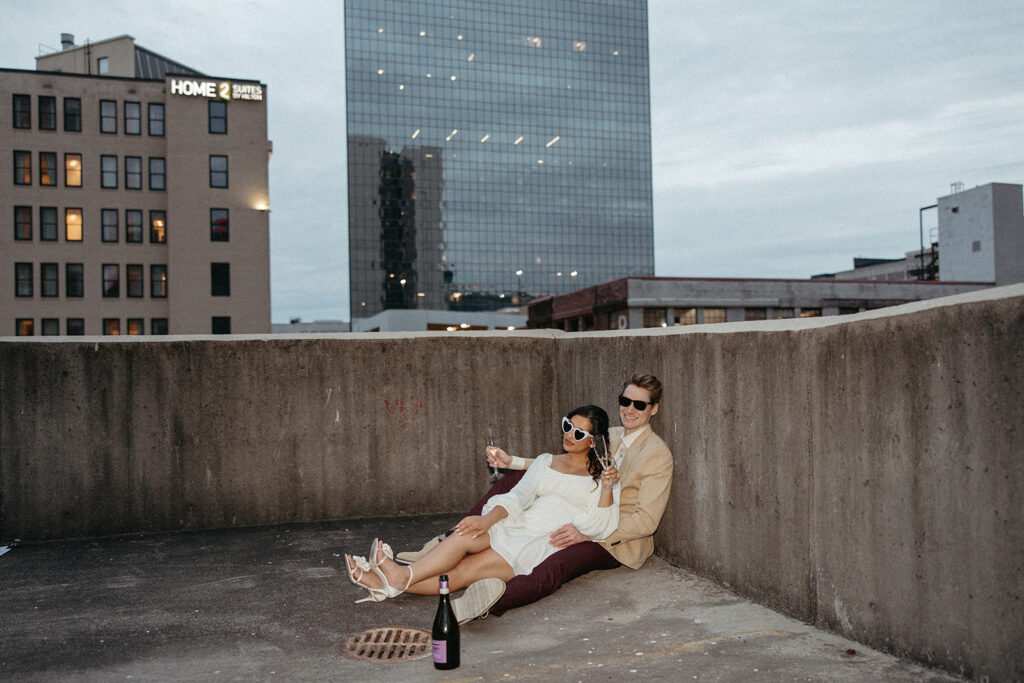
[356,532,491,594]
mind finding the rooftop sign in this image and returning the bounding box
[170,79,263,102]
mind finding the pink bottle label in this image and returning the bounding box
[432,639,447,663]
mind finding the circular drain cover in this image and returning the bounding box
[337,626,432,662]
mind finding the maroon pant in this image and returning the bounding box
[464,469,620,616]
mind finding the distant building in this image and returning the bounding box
[1,34,271,336]
[815,183,1023,286]
[527,276,990,330]
[345,0,655,323]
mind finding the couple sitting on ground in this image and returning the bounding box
[345,372,673,623]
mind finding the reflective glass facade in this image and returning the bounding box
[346,0,654,318]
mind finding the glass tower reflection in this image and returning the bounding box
[346,0,654,319]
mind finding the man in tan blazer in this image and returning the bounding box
[397,372,673,622]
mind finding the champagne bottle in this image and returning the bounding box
[432,574,460,669]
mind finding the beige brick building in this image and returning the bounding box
[1,34,270,335]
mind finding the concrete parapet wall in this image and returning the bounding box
[2,285,1022,680]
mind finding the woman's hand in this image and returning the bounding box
[601,464,619,489]
[454,515,493,539]
[486,446,512,469]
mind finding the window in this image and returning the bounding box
[40,263,59,297]
[124,101,141,135]
[151,264,168,298]
[209,101,227,134]
[209,155,228,187]
[127,318,144,335]
[102,208,119,242]
[212,317,232,334]
[67,318,85,335]
[744,308,767,321]
[125,156,142,189]
[65,208,83,241]
[800,308,821,318]
[673,308,697,326]
[97,57,109,75]
[38,96,57,130]
[148,103,164,136]
[149,157,166,190]
[643,308,667,328]
[102,264,120,297]
[702,308,727,324]
[39,152,57,185]
[66,264,83,297]
[40,207,58,241]
[211,262,230,296]
[15,262,33,297]
[65,153,82,186]
[101,155,118,188]
[126,264,144,297]
[150,211,167,243]
[151,318,168,335]
[64,97,82,132]
[13,94,31,128]
[210,208,229,241]
[14,150,31,184]
[14,206,31,240]
[100,99,116,133]
[103,318,120,336]
[16,319,34,336]
[126,210,143,243]
[41,318,60,336]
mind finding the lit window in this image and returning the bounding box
[127,319,144,335]
[103,318,120,336]
[525,36,541,48]
[150,210,166,243]
[64,153,82,186]
[800,309,821,318]
[573,41,586,52]
[702,308,726,324]
[65,208,83,241]
[643,308,667,328]
[16,319,34,336]
[673,308,696,326]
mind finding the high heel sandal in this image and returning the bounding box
[345,538,390,603]
[370,539,414,599]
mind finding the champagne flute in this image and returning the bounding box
[594,434,613,488]
[486,428,500,482]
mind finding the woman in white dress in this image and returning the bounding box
[346,405,620,601]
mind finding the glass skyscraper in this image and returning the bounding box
[346,0,654,319]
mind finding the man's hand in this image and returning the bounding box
[549,523,587,548]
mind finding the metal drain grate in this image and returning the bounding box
[337,626,432,662]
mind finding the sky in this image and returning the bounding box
[4,1,1023,323]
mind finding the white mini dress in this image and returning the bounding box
[483,453,620,576]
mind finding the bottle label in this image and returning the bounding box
[432,639,447,663]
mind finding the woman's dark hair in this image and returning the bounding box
[566,404,610,481]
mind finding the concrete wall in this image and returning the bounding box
[2,285,1022,681]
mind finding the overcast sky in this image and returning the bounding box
[4,1,1023,323]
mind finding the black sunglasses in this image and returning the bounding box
[618,395,653,411]
[561,416,593,442]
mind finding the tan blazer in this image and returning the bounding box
[599,425,673,569]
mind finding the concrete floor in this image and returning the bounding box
[1,514,963,682]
